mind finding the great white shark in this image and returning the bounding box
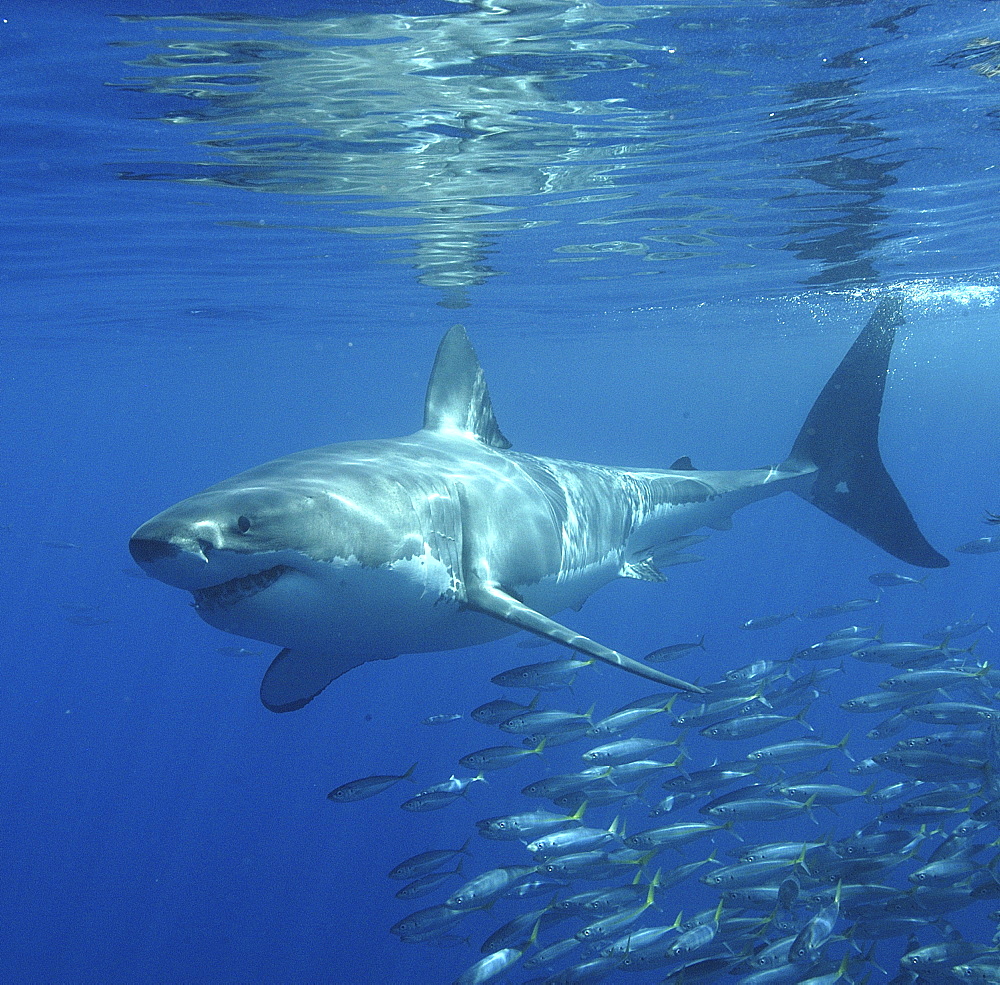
[130,297,947,712]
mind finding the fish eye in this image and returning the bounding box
[236,515,252,534]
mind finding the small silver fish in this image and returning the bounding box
[387,838,472,881]
[401,774,486,812]
[923,617,992,641]
[644,636,706,662]
[459,739,546,772]
[805,598,879,619]
[868,571,928,588]
[327,762,417,803]
[741,613,798,631]
[491,658,594,690]
[955,536,1000,553]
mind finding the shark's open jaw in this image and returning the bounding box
[192,565,292,611]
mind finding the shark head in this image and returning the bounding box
[128,445,473,661]
[130,484,325,589]
[129,482,350,641]
[128,323,509,663]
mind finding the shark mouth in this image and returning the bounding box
[192,565,292,611]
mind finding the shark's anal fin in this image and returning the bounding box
[260,648,374,713]
[465,582,706,694]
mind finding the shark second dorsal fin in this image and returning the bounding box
[423,325,511,449]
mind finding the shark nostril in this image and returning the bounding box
[129,538,179,565]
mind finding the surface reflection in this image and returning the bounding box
[111,3,996,305]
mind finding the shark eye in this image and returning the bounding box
[236,516,252,534]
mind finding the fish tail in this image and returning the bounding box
[782,295,947,569]
[645,871,660,908]
[802,792,819,825]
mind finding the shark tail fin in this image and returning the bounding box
[783,296,948,569]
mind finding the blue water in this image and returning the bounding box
[3,2,1000,982]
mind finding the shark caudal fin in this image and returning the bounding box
[783,296,948,568]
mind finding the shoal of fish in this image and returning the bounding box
[329,576,999,985]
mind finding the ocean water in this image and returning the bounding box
[3,2,1000,983]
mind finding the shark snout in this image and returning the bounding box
[129,515,225,588]
[129,530,214,589]
[130,516,226,562]
[129,513,275,591]
[129,536,180,565]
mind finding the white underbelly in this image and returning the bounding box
[194,553,512,655]
[194,548,624,657]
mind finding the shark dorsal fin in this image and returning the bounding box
[423,324,511,449]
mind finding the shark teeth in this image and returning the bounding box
[192,565,291,611]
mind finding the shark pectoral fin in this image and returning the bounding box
[466,583,706,694]
[260,648,369,713]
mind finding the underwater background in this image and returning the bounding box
[3,2,1000,982]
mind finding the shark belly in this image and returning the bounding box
[189,550,514,656]
[194,544,626,657]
